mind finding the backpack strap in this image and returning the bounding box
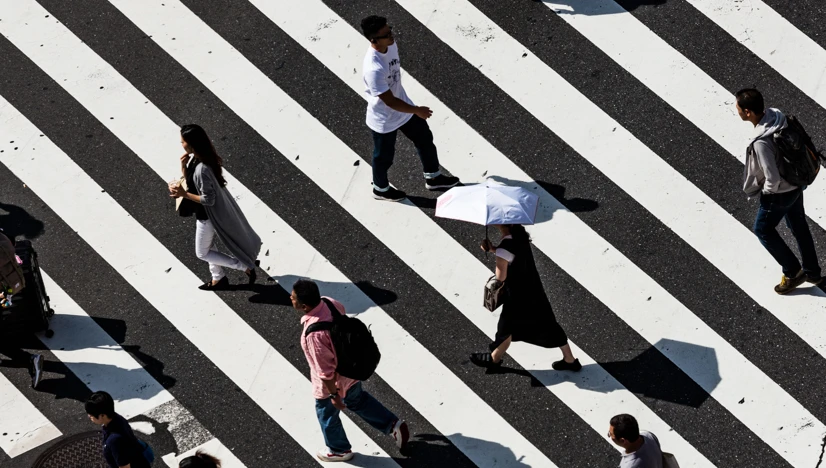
[303,298,341,336]
[305,321,334,337]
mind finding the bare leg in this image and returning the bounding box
[560,344,575,363]
[491,336,512,363]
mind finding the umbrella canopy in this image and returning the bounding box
[435,183,539,226]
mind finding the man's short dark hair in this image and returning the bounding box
[610,414,640,442]
[293,279,321,308]
[361,15,387,40]
[735,88,765,114]
[85,391,115,418]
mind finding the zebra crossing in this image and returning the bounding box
[0,0,825,466]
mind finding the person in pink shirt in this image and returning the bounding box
[292,279,409,462]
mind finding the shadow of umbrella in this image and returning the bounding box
[480,339,719,408]
[538,0,667,14]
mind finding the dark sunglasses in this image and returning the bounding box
[372,26,393,41]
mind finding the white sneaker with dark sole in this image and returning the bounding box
[425,174,460,190]
[372,186,406,202]
[391,419,409,450]
[316,449,354,462]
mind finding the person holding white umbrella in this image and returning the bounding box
[436,183,581,371]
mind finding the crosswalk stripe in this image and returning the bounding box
[389,0,825,464]
[686,0,826,112]
[0,2,556,465]
[37,270,175,418]
[541,0,749,158]
[0,370,61,457]
[0,93,395,466]
[246,1,715,466]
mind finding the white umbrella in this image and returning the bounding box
[435,183,539,228]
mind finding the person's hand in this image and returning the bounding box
[180,153,190,169]
[169,183,186,198]
[414,106,433,120]
[331,394,346,410]
[480,239,493,252]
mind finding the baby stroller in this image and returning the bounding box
[0,230,53,387]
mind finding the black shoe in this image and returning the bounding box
[198,276,229,291]
[373,186,406,202]
[470,352,502,368]
[806,274,824,285]
[552,358,582,372]
[774,270,806,295]
[246,260,260,285]
[425,174,460,190]
[29,354,43,388]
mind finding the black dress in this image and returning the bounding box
[489,235,568,351]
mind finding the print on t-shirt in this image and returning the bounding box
[363,43,414,134]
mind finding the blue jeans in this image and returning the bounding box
[371,115,441,190]
[753,188,821,278]
[315,382,397,453]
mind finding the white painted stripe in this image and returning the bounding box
[0,92,392,468]
[685,0,826,112]
[37,270,174,418]
[1,2,552,466]
[248,3,712,465]
[0,372,61,457]
[162,438,246,468]
[260,2,821,463]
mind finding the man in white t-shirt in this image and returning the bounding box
[361,15,460,202]
[609,414,663,468]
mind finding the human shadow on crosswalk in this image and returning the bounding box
[0,315,177,403]
[407,433,531,467]
[245,276,399,314]
[537,0,668,14]
[483,339,719,408]
[0,201,45,241]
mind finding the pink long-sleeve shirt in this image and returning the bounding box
[300,297,358,400]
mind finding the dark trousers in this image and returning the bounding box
[371,115,440,190]
[753,188,821,278]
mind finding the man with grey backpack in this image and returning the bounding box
[736,88,823,294]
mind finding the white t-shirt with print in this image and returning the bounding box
[363,43,414,134]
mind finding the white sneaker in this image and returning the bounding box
[316,448,354,462]
[391,419,409,450]
[30,354,43,388]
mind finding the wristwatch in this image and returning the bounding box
[329,390,339,398]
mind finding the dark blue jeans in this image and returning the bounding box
[315,382,397,453]
[371,115,441,190]
[753,188,820,278]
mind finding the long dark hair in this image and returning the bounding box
[181,124,227,187]
[506,224,531,243]
[179,451,221,468]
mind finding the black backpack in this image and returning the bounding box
[772,115,825,186]
[305,298,381,381]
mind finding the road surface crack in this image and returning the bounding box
[815,432,826,468]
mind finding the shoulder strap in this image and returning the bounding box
[321,297,342,317]
[305,321,334,336]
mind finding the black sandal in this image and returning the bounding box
[246,260,260,285]
[470,352,502,368]
[198,276,229,291]
[552,358,582,372]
